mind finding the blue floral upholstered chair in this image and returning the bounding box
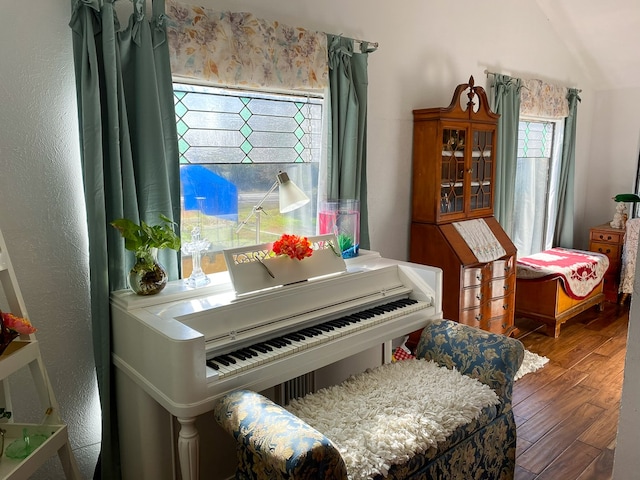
[214,319,525,480]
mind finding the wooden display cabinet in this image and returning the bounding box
[410,77,517,336]
[411,76,499,225]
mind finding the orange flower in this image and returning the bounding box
[272,234,313,260]
[1,312,37,335]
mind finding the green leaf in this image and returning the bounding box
[111,215,181,254]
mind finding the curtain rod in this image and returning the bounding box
[354,38,378,48]
[484,69,581,92]
[333,33,378,49]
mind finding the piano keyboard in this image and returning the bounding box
[206,298,427,378]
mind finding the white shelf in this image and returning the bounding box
[0,341,39,378]
[0,423,70,480]
[0,228,81,479]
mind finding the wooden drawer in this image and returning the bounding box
[462,265,489,287]
[590,229,623,244]
[491,257,515,279]
[487,315,511,335]
[459,307,483,328]
[489,274,515,298]
[488,295,512,318]
[589,241,620,260]
[461,285,484,307]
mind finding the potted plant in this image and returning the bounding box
[111,214,181,295]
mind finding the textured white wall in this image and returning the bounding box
[0,0,637,478]
[0,1,100,478]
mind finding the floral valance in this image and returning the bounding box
[520,78,569,119]
[165,0,328,90]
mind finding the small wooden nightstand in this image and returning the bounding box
[588,223,624,302]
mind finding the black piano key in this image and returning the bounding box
[206,360,220,370]
[283,333,304,342]
[222,354,238,364]
[213,356,230,366]
[268,338,287,348]
[243,348,259,357]
[230,351,248,361]
[251,343,269,354]
[328,318,345,325]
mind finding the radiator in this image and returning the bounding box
[275,372,316,405]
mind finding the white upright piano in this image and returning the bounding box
[111,251,443,479]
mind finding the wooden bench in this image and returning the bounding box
[515,248,607,337]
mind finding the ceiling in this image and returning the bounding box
[536,0,640,90]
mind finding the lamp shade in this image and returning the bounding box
[277,172,310,213]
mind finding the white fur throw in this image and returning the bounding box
[286,359,499,479]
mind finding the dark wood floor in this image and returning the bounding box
[513,300,629,480]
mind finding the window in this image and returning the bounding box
[174,83,324,275]
[513,119,564,257]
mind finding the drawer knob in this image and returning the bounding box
[476,293,482,300]
[503,304,508,310]
[476,274,482,281]
[475,314,483,321]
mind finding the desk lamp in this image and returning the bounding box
[236,171,310,244]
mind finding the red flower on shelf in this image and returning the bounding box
[0,311,37,355]
[1,312,36,335]
[272,234,313,260]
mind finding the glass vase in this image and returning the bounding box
[318,200,360,258]
[128,248,168,295]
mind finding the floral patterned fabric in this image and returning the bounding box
[214,320,524,480]
[165,0,328,90]
[214,390,348,480]
[620,218,640,294]
[520,78,569,119]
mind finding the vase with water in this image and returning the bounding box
[318,200,360,258]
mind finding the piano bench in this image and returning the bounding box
[214,319,524,480]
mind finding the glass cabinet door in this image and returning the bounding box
[469,129,493,212]
[440,128,466,214]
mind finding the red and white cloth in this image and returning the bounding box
[516,248,609,300]
[392,344,415,362]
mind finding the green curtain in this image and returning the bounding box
[326,35,376,250]
[490,74,522,238]
[69,0,180,478]
[553,88,581,247]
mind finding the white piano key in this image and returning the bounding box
[207,299,431,379]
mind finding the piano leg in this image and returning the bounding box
[177,417,200,480]
[383,340,393,363]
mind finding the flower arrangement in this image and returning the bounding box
[272,234,313,260]
[0,311,37,355]
[1,312,37,336]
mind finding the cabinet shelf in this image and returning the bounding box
[441,151,492,158]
